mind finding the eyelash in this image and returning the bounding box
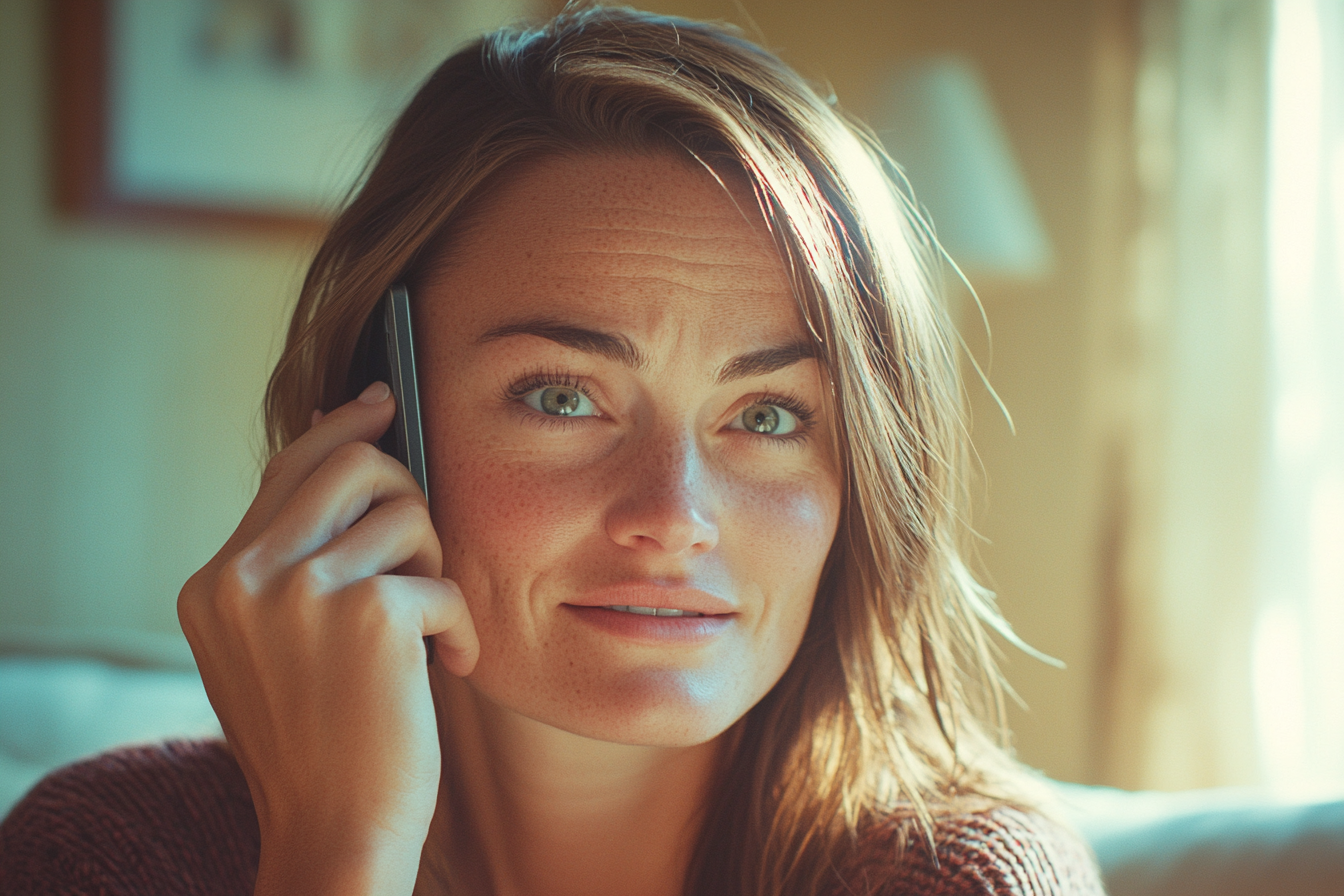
[502,367,593,404]
[500,367,596,430]
[501,367,818,442]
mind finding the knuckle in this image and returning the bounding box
[386,493,432,526]
[177,566,221,623]
[176,575,205,633]
[341,578,400,635]
[345,573,387,607]
[178,551,266,642]
[327,439,384,473]
[218,548,265,598]
[281,558,332,601]
[210,562,258,626]
[177,568,207,608]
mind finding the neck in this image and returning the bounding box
[422,673,725,896]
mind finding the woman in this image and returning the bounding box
[0,6,1102,895]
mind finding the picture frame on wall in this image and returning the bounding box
[52,0,541,231]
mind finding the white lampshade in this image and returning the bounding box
[878,57,1052,278]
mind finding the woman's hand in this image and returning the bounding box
[178,382,479,896]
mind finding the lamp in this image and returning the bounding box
[877,57,1052,278]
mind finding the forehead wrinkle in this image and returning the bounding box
[557,248,784,275]
[563,202,763,223]
[525,220,788,276]
[546,271,788,300]
[562,202,748,219]
[554,222,772,251]
[568,224,755,245]
[437,153,804,357]
[553,203,773,242]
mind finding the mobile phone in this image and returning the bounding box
[360,284,429,497]
[353,284,435,663]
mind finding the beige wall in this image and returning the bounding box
[0,0,315,636]
[1,0,1116,784]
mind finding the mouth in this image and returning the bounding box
[565,584,735,642]
[569,582,736,617]
[565,585,733,643]
[602,605,705,617]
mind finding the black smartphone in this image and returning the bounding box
[355,284,429,497]
[352,284,435,663]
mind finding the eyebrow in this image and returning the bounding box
[714,343,819,384]
[477,319,647,369]
[476,317,818,383]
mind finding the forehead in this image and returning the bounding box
[420,152,802,346]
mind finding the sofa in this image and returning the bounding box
[2,630,1340,895]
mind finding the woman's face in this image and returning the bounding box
[416,152,841,747]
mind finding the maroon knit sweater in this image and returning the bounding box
[0,740,1103,895]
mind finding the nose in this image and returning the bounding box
[604,433,720,556]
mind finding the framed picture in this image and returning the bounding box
[52,0,542,231]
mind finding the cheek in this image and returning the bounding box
[425,424,639,661]
[432,450,600,583]
[726,476,840,672]
[730,474,840,586]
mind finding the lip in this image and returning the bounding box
[563,583,736,644]
[563,605,733,644]
[564,583,737,616]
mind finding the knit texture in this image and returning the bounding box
[0,740,1102,895]
[0,741,259,895]
[824,805,1105,895]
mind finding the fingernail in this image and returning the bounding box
[359,381,390,404]
[310,408,324,428]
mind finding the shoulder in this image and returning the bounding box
[0,739,259,896]
[831,804,1105,896]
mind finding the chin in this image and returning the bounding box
[474,663,757,748]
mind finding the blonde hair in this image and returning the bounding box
[265,5,1034,894]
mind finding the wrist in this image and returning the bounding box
[254,819,426,896]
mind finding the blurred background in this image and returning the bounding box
[2,0,1342,803]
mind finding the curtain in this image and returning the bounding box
[1253,0,1344,799]
[1099,0,1272,790]
[1102,0,1344,797]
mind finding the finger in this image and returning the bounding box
[423,579,479,677]
[304,494,443,584]
[340,575,479,676]
[248,439,425,573]
[229,383,396,552]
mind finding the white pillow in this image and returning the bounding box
[1057,782,1344,896]
[0,656,221,818]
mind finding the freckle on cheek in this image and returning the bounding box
[460,464,583,551]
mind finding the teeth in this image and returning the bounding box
[603,605,704,617]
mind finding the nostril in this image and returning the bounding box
[605,494,718,555]
[602,437,719,553]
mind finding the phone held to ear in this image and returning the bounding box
[372,284,429,496]
[354,284,435,663]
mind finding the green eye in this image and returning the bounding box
[524,385,596,417]
[735,402,799,435]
